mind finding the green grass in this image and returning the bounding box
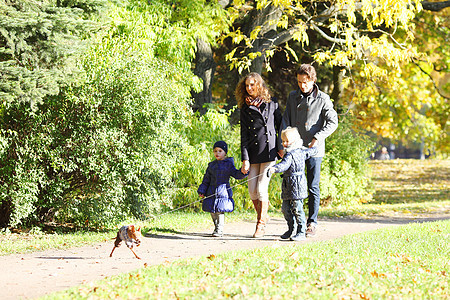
[43,220,450,299]
[369,159,449,205]
[321,159,449,219]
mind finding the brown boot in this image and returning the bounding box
[260,201,269,224]
[252,199,260,221]
[253,201,269,238]
[251,200,261,237]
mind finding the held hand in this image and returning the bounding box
[266,167,275,178]
[241,160,250,174]
[308,138,317,148]
[278,149,285,158]
[198,194,205,198]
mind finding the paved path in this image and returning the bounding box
[0,216,447,299]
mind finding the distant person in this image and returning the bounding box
[267,127,317,241]
[389,144,396,159]
[379,146,390,160]
[282,64,338,237]
[235,72,283,238]
[197,141,247,237]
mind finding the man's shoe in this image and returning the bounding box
[280,230,293,240]
[290,233,306,241]
[305,224,317,237]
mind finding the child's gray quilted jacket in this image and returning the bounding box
[272,146,317,200]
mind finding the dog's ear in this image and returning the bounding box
[129,224,135,232]
[137,226,141,232]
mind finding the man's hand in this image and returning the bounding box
[308,138,317,148]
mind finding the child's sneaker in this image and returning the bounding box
[280,230,293,239]
[290,233,306,241]
[212,230,223,237]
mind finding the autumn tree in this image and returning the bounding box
[342,6,449,155]
[198,0,449,154]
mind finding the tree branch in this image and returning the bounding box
[314,1,450,24]
[421,1,450,11]
[412,58,450,100]
[310,23,346,44]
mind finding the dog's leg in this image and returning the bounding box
[110,246,117,257]
[110,233,122,257]
[129,248,141,259]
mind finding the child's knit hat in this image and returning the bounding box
[213,141,228,154]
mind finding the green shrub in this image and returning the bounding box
[320,116,376,206]
[0,0,201,228]
[172,111,375,212]
[172,108,248,211]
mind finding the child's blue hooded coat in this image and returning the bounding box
[198,157,247,213]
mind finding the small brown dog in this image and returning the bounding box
[110,225,142,259]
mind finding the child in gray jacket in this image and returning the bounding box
[267,127,317,241]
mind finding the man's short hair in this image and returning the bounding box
[296,64,317,82]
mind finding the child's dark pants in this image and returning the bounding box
[281,199,306,237]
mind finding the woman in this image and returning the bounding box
[235,72,282,238]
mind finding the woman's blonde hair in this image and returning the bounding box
[235,72,271,108]
[281,127,302,144]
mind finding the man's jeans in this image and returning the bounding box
[306,156,322,225]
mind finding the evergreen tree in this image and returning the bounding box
[0,0,105,109]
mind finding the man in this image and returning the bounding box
[282,64,338,237]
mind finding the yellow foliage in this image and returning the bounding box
[256,0,269,10]
[313,51,331,64]
[248,52,261,60]
[249,26,261,40]
[277,15,288,29]
[223,0,423,75]
[272,0,293,7]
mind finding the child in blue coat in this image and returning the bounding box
[198,141,247,237]
[267,127,317,241]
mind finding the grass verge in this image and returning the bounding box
[43,220,450,299]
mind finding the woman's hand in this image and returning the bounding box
[278,149,285,158]
[241,160,250,174]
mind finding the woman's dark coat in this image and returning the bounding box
[198,157,247,213]
[240,99,282,164]
[272,146,318,200]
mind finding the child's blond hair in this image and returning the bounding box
[281,127,303,145]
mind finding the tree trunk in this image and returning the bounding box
[0,199,11,228]
[191,0,230,114]
[192,38,216,114]
[331,65,345,113]
[247,5,283,74]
